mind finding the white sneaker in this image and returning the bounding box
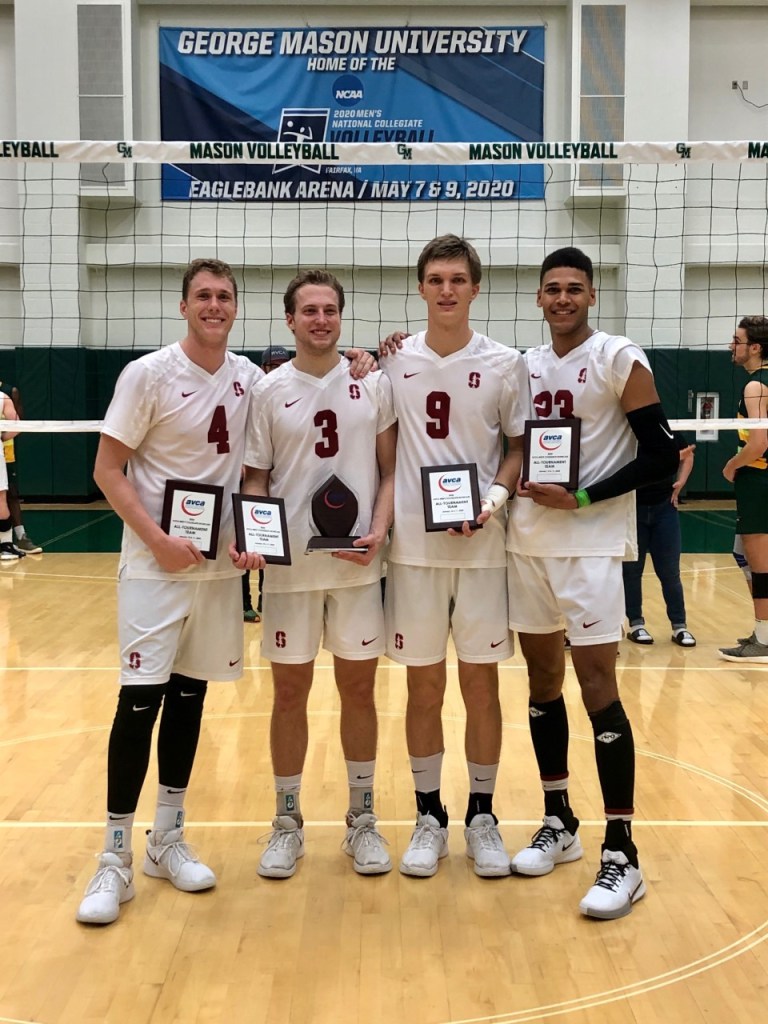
[143,828,216,891]
[464,813,510,877]
[76,851,135,925]
[510,815,583,876]
[343,812,392,875]
[258,815,305,878]
[579,848,646,920]
[399,813,449,877]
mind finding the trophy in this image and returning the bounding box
[306,475,367,554]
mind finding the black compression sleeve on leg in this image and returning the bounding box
[528,696,569,781]
[585,403,679,504]
[589,700,635,817]
[751,572,768,599]
[107,683,165,812]
[157,673,208,789]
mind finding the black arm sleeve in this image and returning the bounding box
[584,403,680,504]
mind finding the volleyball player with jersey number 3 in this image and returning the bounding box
[506,247,678,919]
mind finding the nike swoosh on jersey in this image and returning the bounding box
[284,398,302,407]
[661,425,674,439]
[490,639,506,648]
[403,372,420,379]
[229,658,241,666]
[530,373,542,379]
[361,637,378,646]
[582,620,601,629]
[181,391,198,397]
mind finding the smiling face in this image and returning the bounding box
[286,283,342,357]
[179,270,237,351]
[537,266,596,348]
[418,258,479,329]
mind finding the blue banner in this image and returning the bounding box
[159,26,544,202]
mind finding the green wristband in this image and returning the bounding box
[574,489,592,509]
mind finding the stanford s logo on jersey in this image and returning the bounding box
[129,651,142,670]
[275,631,287,649]
[577,368,587,384]
[233,381,245,396]
[349,383,361,400]
[468,372,480,389]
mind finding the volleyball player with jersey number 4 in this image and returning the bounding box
[506,247,678,919]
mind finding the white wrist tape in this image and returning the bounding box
[480,483,510,515]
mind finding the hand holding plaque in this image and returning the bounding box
[522,419,581,490]
[306,475,367,554]
[232,494,291,565]
[160,480,223,560]
[421,463,481,532]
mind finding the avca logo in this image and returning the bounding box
[438,475,462,492]
[539,432,563,451]
[333,74,364,106]
[181,495,206,516]
[250,506,273,525]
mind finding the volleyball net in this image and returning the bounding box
[0,139,766,499]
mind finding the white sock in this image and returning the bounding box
[13,526,25,540]
[105,811,134,857]
[346,759,376,817]
[153,784,186,833]
[409,751,443,794]
[467,761,498,795]
[754,619,768,645]
[275,773,302,820]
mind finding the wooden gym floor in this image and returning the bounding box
[0,552,766,1024]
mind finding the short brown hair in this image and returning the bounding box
[284,269,345,315]
[182,258,238,301]
[417,234,482,285]
[738,315,768,359]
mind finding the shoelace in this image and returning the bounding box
[411,822,444,849]
[346,821,389,851]
[528,825,563,852]
[593,859,629,891]
[151,838,199,872]
[260,827,300,851]
[469,823,504,850]
[88,861,131,894]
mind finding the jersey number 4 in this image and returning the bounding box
[207,406,230,454]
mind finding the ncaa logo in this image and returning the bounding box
[250,506,273,526]
[438,474,462,493]
[333,74,364,107]
[181,495,206,516]
[538,432,563,452]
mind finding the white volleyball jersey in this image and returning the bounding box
[506,331,650,558]
[102,342,262,579]
[245,359,396,593]
[382,331,527,568]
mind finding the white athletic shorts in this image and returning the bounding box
[117,571,244,685]
[385,563,511,665]
[261,581,385,664]
[0,456,7,493]
[507,552,623,644]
